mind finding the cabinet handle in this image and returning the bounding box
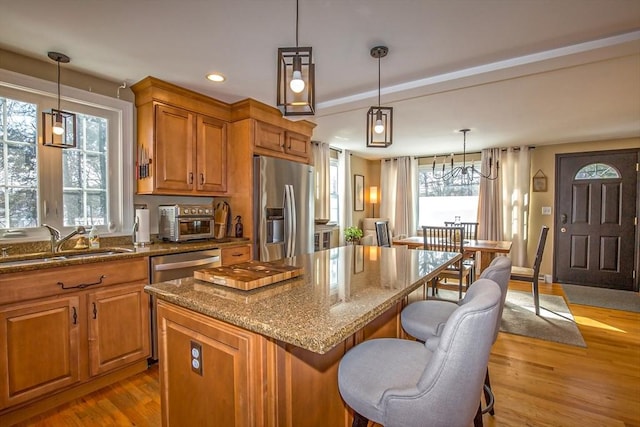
[72,306,78,325]
[92,302,97,319]
[200,173,204,185]
[189,172,194,184]
[58,274,107,290]
[232,252,243,257]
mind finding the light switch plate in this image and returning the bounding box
[541,206,552,215]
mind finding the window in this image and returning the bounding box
[575,163,620,180]
[417,162,480,227]
[329,158,339,223]
[0,70,133,237]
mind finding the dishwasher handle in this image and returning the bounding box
[153,256,220,271]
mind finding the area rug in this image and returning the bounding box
[500,290,586,347]
[433,288,586,347]
[562,284,640,313]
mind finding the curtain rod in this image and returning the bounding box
[311,140,343,153]
[412,146,535,160]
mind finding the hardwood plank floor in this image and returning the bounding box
[11,281,640,427]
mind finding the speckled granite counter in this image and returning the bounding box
[145,245,460,354]
[0,238,250,274]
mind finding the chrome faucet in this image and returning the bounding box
[43,224,87,253]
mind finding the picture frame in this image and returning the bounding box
[354,174,364,211]
[532,169,547,192]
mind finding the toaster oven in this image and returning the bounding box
[158,204,215,242]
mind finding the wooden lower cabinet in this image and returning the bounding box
[221,244,252,266]
[0,258,150,425]
[88,283,150,376]
[156,300,402,426]
[0,296,81,408]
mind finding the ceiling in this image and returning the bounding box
[1,0,639,160]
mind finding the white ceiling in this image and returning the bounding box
[1,0,639,160]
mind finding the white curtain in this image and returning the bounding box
[501,147,531,267]
[478,148,503,240]
[312,142,330,220]
[338,149,352,245]
[380,156,418,238]
[478,147,531,267]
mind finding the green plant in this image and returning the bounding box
[344,226,363,243]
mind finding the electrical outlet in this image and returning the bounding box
[190,341,203,376]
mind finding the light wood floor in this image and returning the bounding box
[11,281,640,427]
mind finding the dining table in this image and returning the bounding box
[392,236,512,274]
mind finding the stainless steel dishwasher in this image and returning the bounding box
[149,249,221,361]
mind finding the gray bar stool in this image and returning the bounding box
[338,279,501,427]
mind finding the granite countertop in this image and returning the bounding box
[0,238,251,274]
[145,245,461,354]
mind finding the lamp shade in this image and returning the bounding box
[42,109,76,148]
[366,106,393,147]
[369,186,378,204]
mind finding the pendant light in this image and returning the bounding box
[366,46,392,148]
[42,51,76,148]
[277,0,315,116]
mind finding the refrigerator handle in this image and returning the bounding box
[284,184,297,257]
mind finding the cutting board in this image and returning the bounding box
[194,261,304,291]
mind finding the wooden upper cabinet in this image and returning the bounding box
[196,115,227,193]
[255,121,285,153]
[254,120,310,162]
[285,130,310,159]
[131,77,230,196]
[154,103,195,193]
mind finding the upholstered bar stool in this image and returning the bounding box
[338,279,501,427]
[400,256,512,416]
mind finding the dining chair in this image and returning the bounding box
[422,225,472,299]
[401,256,513,417]
[338,279,502,427]
[375,220,391,247]
[445,221,479,281]
[510,225,549,316]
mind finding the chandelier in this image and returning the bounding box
[431,129,499,184]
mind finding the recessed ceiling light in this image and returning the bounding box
[206,73,225,82]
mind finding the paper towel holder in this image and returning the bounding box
[133,208,151,247]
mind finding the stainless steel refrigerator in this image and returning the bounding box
[253,156,314,261]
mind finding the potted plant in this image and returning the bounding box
[344,226,363,245]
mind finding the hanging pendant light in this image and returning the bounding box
[42,51,76,148]
[366,46,392,148]
[277,0,315,116]
[431,129,499,185]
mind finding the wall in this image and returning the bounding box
[529,137,639,278]
[0,48,135,102]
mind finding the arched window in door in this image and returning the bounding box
[574,163,620,180]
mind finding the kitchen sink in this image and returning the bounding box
[0,247,134,268]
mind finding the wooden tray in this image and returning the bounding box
[194,261,304,291]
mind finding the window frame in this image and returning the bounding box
[0,69,133,239]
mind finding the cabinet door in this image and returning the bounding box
[285,130,310,159]
[255,121,285,153]
[155,103,195,192]
[0,296,81,408]
[196,115,227,193]
[158,302,261,427]
[88,283,150,376]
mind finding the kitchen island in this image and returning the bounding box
[145,245,460,427]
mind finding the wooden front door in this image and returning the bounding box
[554,149,639,290]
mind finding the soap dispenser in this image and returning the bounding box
[234,216,243,238]
[89,226,100,249]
